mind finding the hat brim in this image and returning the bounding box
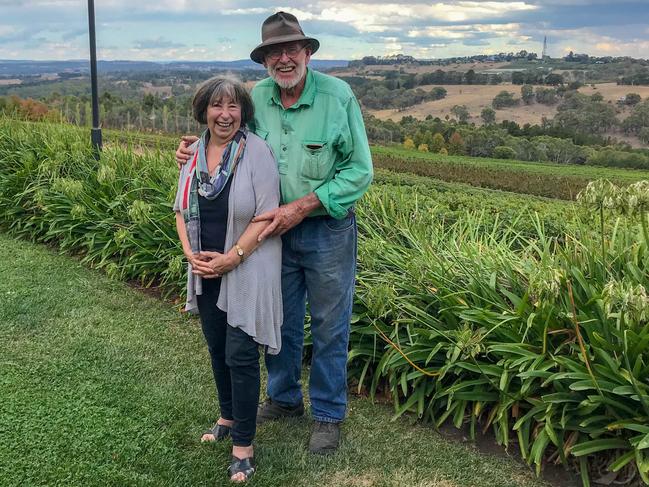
[250,35,320,64]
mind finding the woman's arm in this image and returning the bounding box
[199,141,279,275]
[198,220,270,275]
[175,211,208,272]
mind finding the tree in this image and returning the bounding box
[521,84,534,104]
[622,100,649,133]
[447,132,465,155]
[640,127,649,145]
[493,146,516,159]
[545,73,564,86]
[403,137,415,150]
[511,71,525,85]
[464,69,476,85]
[492,91,518,109]
[417,143,429,152]
[451,105,470,123]
[536,87,558,105]
[626,93,642,106]
[430,133,446,153]
[481,107,496,125]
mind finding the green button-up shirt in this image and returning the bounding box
[250,68,373,219]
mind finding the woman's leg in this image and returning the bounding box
[196,278,233,425]
[225,325,260,451]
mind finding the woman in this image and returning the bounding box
[173,77,282,483]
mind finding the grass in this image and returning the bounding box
[0,233,555,487]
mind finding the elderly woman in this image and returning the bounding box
[173,77,282,483]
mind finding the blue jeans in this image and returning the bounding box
[265,212,357,423]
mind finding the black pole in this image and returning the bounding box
[87,0,102,158]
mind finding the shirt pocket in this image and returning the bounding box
[301,140,331,180]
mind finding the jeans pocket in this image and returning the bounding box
[324,214,354,232]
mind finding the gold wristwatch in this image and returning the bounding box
[234,243,245,262]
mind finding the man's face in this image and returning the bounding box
[263,41,311,90]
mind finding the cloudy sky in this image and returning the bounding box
[1,1,648,61]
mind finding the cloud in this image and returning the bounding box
[3,0,649,60]
[61,28,87,41]
[133,37,186,49]
[463,39,491,46]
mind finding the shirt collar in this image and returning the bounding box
[269,68,316,109]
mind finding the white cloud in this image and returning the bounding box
[311,2,537,33]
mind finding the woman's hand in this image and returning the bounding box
[176,135,199,169]
[191,250,239,278]
[184,251,207,271]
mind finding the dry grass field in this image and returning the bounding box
[369,83,649,143]
[371,84,556,125]
[331,61,509,77]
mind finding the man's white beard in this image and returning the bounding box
[268,62,306,90]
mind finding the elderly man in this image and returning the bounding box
[176,11,372,454]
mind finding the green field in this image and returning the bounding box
[373,146,649,200]
[2,117,649,486]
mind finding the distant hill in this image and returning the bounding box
[0,59,349,76]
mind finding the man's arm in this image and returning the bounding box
[253,192,321,241]
[312,95,373,219]
[175,135,199,168]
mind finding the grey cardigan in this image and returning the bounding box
[173,132,283,354]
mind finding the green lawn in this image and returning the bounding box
[0,233,562,487]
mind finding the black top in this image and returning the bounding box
[199,176,232,253]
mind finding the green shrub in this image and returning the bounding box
[492,145,516,159]
[492,91,518,109]
[587,149,649,169]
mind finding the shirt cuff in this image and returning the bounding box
[314,185,348,219]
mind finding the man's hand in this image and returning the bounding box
[252,202,307,241]
[252,193,323,241]
[176,135,199,169]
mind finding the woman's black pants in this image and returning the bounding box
[196,278,260,447]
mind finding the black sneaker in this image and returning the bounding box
[256,398,304,424]
[308,421,341,454]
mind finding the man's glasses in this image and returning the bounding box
[265,43,307,61]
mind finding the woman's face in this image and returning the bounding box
[206,95,241,144]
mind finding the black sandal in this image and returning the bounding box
[227,456,255,483]
[201,422,231,442]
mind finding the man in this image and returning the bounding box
[176,11,372,454]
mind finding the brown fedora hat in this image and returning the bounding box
[250,11,320,64]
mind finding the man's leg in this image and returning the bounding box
[303,213,357,450]
[263,228,307,412]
